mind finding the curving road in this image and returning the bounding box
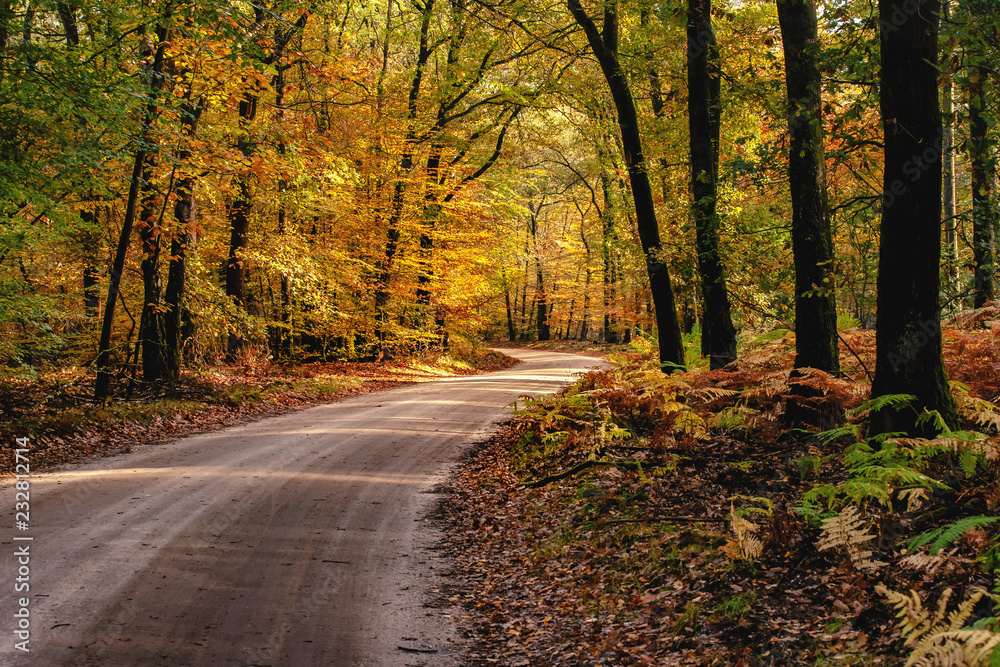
[0,349,605,666]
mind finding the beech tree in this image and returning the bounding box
[870,0,958,433]
[776,0,839,373]
[687,0,737,369]
[568,0,685,370]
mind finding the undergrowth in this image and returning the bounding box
[445,332,1000,665]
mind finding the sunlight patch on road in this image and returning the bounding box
[32,468,433,485]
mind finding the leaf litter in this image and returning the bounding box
[438,332,1000,666]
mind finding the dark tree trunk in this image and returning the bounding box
[530,203,551,341]
[226,92,256,360]
[373,0,434,354]
[687,0,736,369]
[226,9,307,359]
[942,0,959,299]
[599,170,620,344]
[80,209,100,319]
[870,0,957,434]
[164,97,203,379]
[0,2,13,52]
[138,147,167,382]
[95,16,169,400]
[55,1,78,44]
[505,285,517,340]
[969,67,995,307]
[569,0,685,370]
[776,0,840,373]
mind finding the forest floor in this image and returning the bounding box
[439,321,1000,666]
[0,347,516,475]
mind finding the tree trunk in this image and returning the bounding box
[688,0,737,369]
[164,97,203,379]
[530,203,551,341]
[870,0,957,434]
[95,16,169,400]
[941,0,959,302]
[373,0,435,353]
[226,9,307,359]
[568,0,685,370]
[226,89,256,359]
[138,147,167,382]
[777,0,840,373]
[599,170,620,344]
[969,66,995,307]
[504,283,517,340]
[80,209,100,319]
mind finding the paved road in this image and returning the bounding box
[0,349,605,666]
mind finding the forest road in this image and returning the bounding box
[0,349,606,667]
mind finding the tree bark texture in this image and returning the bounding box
[95,13,170,400]
[776,0,840,373]
[870,0,957,434]
[969,67,995,307]
[687,0,737,369]
[568,0,685,370]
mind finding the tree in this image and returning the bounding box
[225,5,307,359]
[870,0,958,434]
[96,7,171,401]
[568,0,685,371]
[964,0,996,308]
[776,0,840,373]
[687,0,737,370]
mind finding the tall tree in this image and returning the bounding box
[568,0,685,370]
[967,27,995,307]
[96,7,171,400]
[776,0,840,373]
[687,0,737,369]
[225,6,307,358]
[870,0,958,433]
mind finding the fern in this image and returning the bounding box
[909,516,1000,555]
[900,551,952,575]
[953,381,1000,433]
[813,423,863,444]
[849,393,917,417]
[724,502,763,562]
[879,585,1000,667]
[817,505,886,571]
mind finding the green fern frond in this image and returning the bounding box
[849,393,917,417]
[908,516,1000,555]
[917,409,952,436]
[815,423,863,444]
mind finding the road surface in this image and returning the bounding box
[0,349,605,666]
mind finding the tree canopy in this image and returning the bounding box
[0,0,997,431]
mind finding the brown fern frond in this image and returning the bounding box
[899,551,952,575]
[906,629,1000,667]
[818,505,886,571]
[725,503,763,562]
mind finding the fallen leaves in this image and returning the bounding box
[439,340,999,665]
